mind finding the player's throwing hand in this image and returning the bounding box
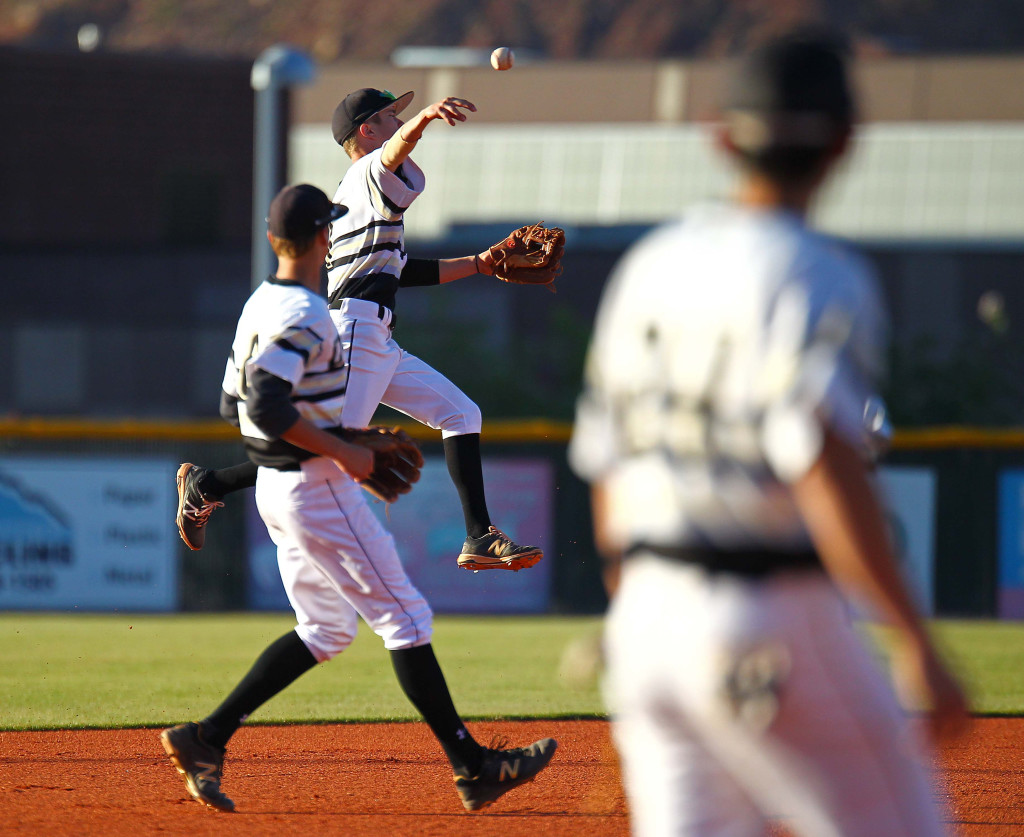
[420,96,476,126]
[385,97,476,168]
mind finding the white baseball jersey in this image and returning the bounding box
[571,205,948,837]
[223,276,433,658]
[327,148,425,311]
[221,276,347,468]
[323,148,480,438]
[571,204,886,557]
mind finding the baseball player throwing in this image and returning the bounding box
[160,184,556,814]
[175,88,561,573]
[324,87,546,571]
[570,30,967,836]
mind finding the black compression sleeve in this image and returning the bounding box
[219,389,242,427]
[398,258,441,287]
[246,368,300,438]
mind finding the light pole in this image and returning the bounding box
[250,45,316,289]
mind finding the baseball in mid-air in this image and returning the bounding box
[490,47,515,71]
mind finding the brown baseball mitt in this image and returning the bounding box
[343,426,424,503]
[485,222,565,291]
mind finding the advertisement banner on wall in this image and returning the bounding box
[0,457,178,611]
[247,457,553,614]
[997,470,1024,618]
[877,466,937,615]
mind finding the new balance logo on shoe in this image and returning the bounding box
[498,759,520,781]
[457,526,543,572]
[160,722,235,813]
[454,736,557,812]
[194,760,221,782]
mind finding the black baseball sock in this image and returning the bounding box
[442,433,491,539]
[200,630,318,750]
[198,461,259,500]
[389,644,482,776]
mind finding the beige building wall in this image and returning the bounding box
[291,56,1024,243]
[294,56,1024,127]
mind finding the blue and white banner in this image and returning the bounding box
[247,456,554,614]
[998,469,1024,619]
[877,466,937,615]
[0,457,178,611]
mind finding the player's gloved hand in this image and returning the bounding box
[332,443,374,484]
[478,222,565,292]
[342,426,424,503]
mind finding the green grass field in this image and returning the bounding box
[0,613,607,730]
[1,613,1021,730]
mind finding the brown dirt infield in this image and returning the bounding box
[1,717,1022,835]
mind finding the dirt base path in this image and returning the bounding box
[2,718,1021,835]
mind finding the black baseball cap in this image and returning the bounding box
[331,88,414,145]
[725,30,853,152]
[267,184,347,241]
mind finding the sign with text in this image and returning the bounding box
[998,470,1024,618]
[877,466,937,615]
[247,457,553,614]
[0,457,177,611]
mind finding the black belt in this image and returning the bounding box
[625,543,822,578]
[327,298,395,329]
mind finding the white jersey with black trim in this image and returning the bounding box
[326,148,425,310]
[221,277,347,465]
[570,204,887,553]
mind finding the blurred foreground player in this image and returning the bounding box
[161,184,556,814]
[570,31,967,837]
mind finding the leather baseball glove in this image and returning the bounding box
[343,426,424,503]
[484,222,565,291]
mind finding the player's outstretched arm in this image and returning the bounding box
[399,222,566,288]
[423,241,555,286]
[439,255,488,284]
[381,96,476,171]
[394,256,478,288]
[792,427,969,742]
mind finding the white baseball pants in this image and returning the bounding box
[330,298,481,436]
[255,457,433,661]
[604,554,948,837]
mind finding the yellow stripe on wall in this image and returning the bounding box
[4,417,1024,449]
[0,416,574,444]
[891,427,1024,450]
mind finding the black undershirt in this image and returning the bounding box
[327,257,440,312]
[240,368,347,470]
